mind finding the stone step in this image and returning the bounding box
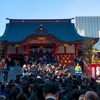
[0,67,22,82]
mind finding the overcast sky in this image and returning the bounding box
[0,0,100,36]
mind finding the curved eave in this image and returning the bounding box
[0,33,88,44]
[0,33,88,45]
[92,37,99,44]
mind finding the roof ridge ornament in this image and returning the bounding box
[40,24,43,30]
[35,25,48,34]
[40,24,43,27]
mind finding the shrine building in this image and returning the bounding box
[0,18,98,66]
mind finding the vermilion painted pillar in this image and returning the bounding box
[74,43,77,57]
[4,44,7,59]
[16,47,18,55]
[64,46,66,54]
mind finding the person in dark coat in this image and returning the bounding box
[2,66,9,82]
[79,58,84,72]
[43,82,60,100]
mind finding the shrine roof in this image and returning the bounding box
[0,18,93,43]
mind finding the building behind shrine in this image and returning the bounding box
[0,18,98,66]
[75,16,100,50]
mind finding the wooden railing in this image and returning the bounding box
[84,61,92,78]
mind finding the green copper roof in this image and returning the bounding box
[0,19,87,43]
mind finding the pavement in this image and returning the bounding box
[0,67,22,82]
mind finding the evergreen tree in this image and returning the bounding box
[0,45,5,61]
[83,39,94,64]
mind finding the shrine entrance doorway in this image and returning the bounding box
[26,43,57,64]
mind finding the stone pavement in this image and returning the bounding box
[0,67,22,82]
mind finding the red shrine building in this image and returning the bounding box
[0,18,98,66]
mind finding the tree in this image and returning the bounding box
[0,45,5,61]
[83,39,94,64]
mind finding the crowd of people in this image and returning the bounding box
[0,56,99,100]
